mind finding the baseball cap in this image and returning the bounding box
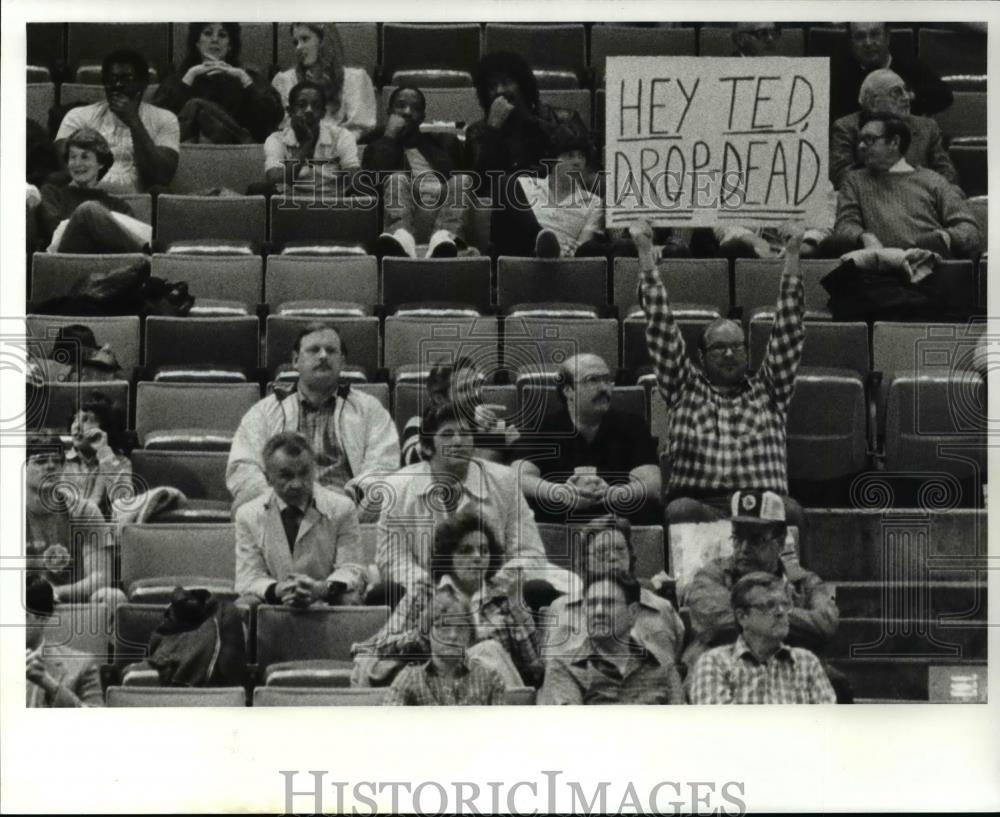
[730,489,786,526]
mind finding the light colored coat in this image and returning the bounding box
[26,643,104,707]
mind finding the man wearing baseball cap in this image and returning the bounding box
[681,489,840,689]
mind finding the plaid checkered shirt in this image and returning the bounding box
[638,259,805,494]
[383,656,506,705]
[689,636,836,704]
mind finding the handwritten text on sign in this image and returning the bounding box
[605,57,829,228]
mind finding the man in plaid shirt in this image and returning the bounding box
[630,220,806,530]
[689,571,836,704]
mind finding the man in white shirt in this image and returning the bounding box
[56,49,180,193]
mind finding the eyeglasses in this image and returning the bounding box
[580,373,614,385]
[705,342,746,355]
[858,134,890,146]
[746,600,793,615]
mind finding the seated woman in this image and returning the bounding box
[63,391,133,518]
[400,357,519,466]
[353,509,545,690]
[272,23,377,141]
[154,23,283,144]
[32,128,150,254]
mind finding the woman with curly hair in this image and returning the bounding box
[154,23,283,143]
[272,23,377,140]
[352,508,545,690]
[62,390,133,518]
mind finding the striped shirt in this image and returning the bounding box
[639,261,804,494]
[689,636,836,704]
[383,656,506,705]
[296,392,353,491]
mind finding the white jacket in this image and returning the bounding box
[226,384,400,511]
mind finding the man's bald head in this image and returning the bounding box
[859,68,911,116]
[558,353,613,421]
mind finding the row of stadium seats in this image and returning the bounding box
[27,23,988,88]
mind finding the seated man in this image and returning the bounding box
[366,86,477,259]
[383,588,506,706]
[833,113,981,259]
[25,434,121,606]
[539,570,683,704]
[227,322,400,511]
[25,575,104,707]
[830,69,958,189]
[731,22,781,57]
[689,571,836,704]
[264,80,360,191]
[543,516,686,683]
[681,490,838,677]
[235,432,367,608]
[514,353,661,524]
[55,49,180,193]
[632,220,806,532]
[829,22,952,121]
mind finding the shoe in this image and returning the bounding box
[534,228,562,259]
[427,229,458,258]
[376,228,417,258]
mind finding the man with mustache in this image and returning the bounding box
[513,353,661,524]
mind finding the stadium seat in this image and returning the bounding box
[30,252,148,304]
[151,255,263,315]
[697,25,804,57]
[750,317,870,376]
[143,316,259,380]
[256,605,390,685]
[392,381,516,434]
[26,83,55,127]
[74,64,158,85]
[276,23,378,76]
[28,380,130,433]
[504,686,537,705]
[591,25,696,85]
[613,257,730,315]
[117,193,154,226]
[497,257,609,316]
[264,314,379,382]
[27,313,141,376]
[67,23,171,78]
[734,258,839,319]
[623,313,720,376]
[382,23,482,86]
[269,195,379,254]
[131,449,230,502]
[380,86,481,128]
[384,315,501,380]
[484,23,586,87]
[27,65,50,82]
[918,28,987,77]
[934,92,987,142]
[265,255,378,315]
[382,257,492,315]
[107,686,245,707]
[503,316,619,380]
[59,82,159,106]
[113,602,169,667]
[169,143,267,196]
[26,23,65,74]
[253,686,387,706]
[155,195,267,254]
[949,145,987,197]
[37,602,112,659]
[120,523,236,601]
[135,381,260,448]
[538,89,592,124]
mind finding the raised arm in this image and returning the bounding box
[759,231,806,408]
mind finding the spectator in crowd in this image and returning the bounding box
[833,113,981,259]
[24,434,121,605]
[539,570,682,704]
[63,391,133,518]
[514,353,661,524]
[235,432,367,609]
[373,401,568,599]
[689,571,836,704]
[31,128,150,254]
[227,322,399,511]
[466,51,592,197]
[272,23,377,141]
[543,516,686,691]
[356,509,544,689]
[681,490,838,679]
[489,115,605,258]
[731,22,781,56]
[263,80,360,189]
[830,69,958,189]
[399,357,519,467]
[632,219,807,531]
[829,22,952,121]
[56,49,179,192]
[368,86,478,259]
[25,575,104,707]
[383,587,507,705]
[28,324,126,385]
[27,117,60,188]
[153,23,283,144]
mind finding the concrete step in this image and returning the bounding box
[833,580,987,619]
[801,508,987,581]
[830,657,987,701]
[828,617,987,660]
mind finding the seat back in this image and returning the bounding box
[26,82,55,127]
[380,86,481,127]
[144,316,260,373]
[265,255,378,310]
[787,370,868,481]
[120,523,236,590]
[156,195,267,253]
[30,252,148,303]
[614,257,730,314]
[107,686,245,706]
[131,450,230,501]
[592,25,696,84]
[538,89,592,123]
[382,23,482,80]
[67,23,171,77]
[28,380,130,434]
[253,686,387,706]
[135,382,260,442]
[934,92,988,140]
[265,315,380,380]
[734,258,839,317]
[269,196,379,252]
[256,606,390,667]
[27,313,141,375]
[276,23,378,75]
[950,145,987,197]
[382,257,492,314]
[749,319,870,376]
[504,316,619,374]
[114,602,167,665]
[517,383,649,428]
[918,28,987,76]
[497,257,609,313]
[117,193,154,226]
[383,315,501,378]
[169,143,267,196]
[631,525,666,580]
[151,255,263,312]
[698,25,804,57]
[623,313,719,374]
[37,602,112,659]
[503,686,537,705]
[485,23,586,76]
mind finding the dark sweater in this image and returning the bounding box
[361,129,460,176]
